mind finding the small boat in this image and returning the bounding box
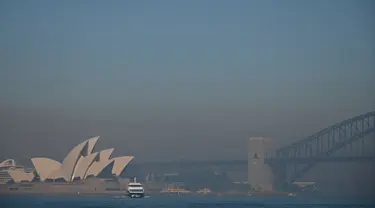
[127,177,145,198]
[288,192,297,196]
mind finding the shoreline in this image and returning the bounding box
[2,191,370,198]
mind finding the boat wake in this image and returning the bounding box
[113,195,150,199]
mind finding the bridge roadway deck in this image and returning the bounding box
[264,156,375,164]
[131,156,375,167]
[131,160,248,167]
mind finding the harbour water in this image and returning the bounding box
[1,195,374,208]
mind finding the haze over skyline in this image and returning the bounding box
[1,0,374,163]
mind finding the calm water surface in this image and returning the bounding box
[1,195,374,208]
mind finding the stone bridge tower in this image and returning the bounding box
[248,137,275,192]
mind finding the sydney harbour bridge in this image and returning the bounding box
[133,111,375,191]
[265,111,375,190]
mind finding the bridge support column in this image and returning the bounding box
[248,137,275,192]
[269,162,288,191]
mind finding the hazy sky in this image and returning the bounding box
[1,0,374,164]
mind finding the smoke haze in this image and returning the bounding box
[1,0,374,164]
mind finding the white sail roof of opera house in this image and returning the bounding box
[111,156,134,176]
[98,148,114,161]
[61,136,99,181]
[72,152,99,180]
[30,136,134,182]
[31,157,61,181]
[42,136,99,181]
[86,155,135,178]
[85,148,114,178]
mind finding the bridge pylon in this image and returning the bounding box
[247,137,276,192]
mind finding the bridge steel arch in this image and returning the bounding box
[269,111,375,186]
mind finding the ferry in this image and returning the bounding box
[127,178,145,198]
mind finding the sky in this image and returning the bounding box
[0,0,374,164]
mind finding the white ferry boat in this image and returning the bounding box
[127,178,145,198]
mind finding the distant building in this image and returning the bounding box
[0,159,31,184]
[247,137,275,192]
[2,136,134,184]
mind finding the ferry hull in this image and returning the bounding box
[127,192,144,198]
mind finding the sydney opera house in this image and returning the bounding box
[0,136,135,194]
